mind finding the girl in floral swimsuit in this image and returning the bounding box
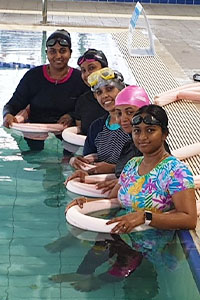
[54,104,196,288]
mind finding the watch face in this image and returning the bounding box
[145,211,152,221]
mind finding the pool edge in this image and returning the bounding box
[178,230,200,293]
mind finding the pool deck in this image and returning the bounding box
[0,0,199,83]
[1,0,200,247]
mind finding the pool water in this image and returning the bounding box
[0,30,200,300]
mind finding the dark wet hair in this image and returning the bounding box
[133,104,169,133]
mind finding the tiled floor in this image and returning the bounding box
[0,0,199,81]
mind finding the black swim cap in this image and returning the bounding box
[46,29,71,50]
[134,104,169,132]
[77,49,108,67]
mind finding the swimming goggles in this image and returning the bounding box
[132,115,162,126]
[46,38,70,47]
[77,50,104,66]
[88,67,115,88]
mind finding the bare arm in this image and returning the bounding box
[58,114,73,127]
[149,188,197,229]
[65,196,105,212]
[65,183,120,212]
[88,162,116,175]
[108,183,120,199]
[75,120,81,133]
[70,156,92,169]
[96,179,118,193]
[64,170,89,184]
[107,188,197,233]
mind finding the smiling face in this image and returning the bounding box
[80,61,102,86]
[95,85,120,112]
[115,104,139,133]
[46,43,71,70]
[132,113,167,155]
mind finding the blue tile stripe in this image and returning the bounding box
[103,0,199,4]
[178,230,200,293]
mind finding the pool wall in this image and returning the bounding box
[80,0,200,5]
[178,230,200,293]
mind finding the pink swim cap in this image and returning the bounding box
[115,85,150,107]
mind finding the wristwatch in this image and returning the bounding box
[144,211,152,225]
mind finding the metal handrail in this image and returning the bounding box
[42,0,48,24]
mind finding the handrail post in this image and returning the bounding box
[42,0,48,24]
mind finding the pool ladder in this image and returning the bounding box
[42,0,47,24]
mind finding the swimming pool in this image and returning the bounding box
[0,29,200,300]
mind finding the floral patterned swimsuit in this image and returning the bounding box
[118,156,194,214]
[118,156,194,266]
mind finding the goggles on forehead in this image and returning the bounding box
[88,68,115,88]
[78,53,96,66]
[77,51,105,66]
[46,38,70,48]
[132,114,162,127]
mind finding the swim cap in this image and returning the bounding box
[88,67,125,92]
[46,29,71,50]
[77,49,108,67]
[115,85,150,107]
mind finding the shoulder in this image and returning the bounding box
[121,140,132,153]
[123,156,142,170]
[119,157,141,182]
[129,156,143,165]
[18,66,43,84]
[23,65,43,76]
[77,90,94,103]
[87,115,107,137]
[70,68,89,91]
[163,156,194,191]
[117,128,132,139]
[70,67,82,78]
[71,67,81,74]
[91,114,108,127]
[122,140,142,156]
[163,156,192,174]
[161,156,194,185]
[29,65,43,73]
